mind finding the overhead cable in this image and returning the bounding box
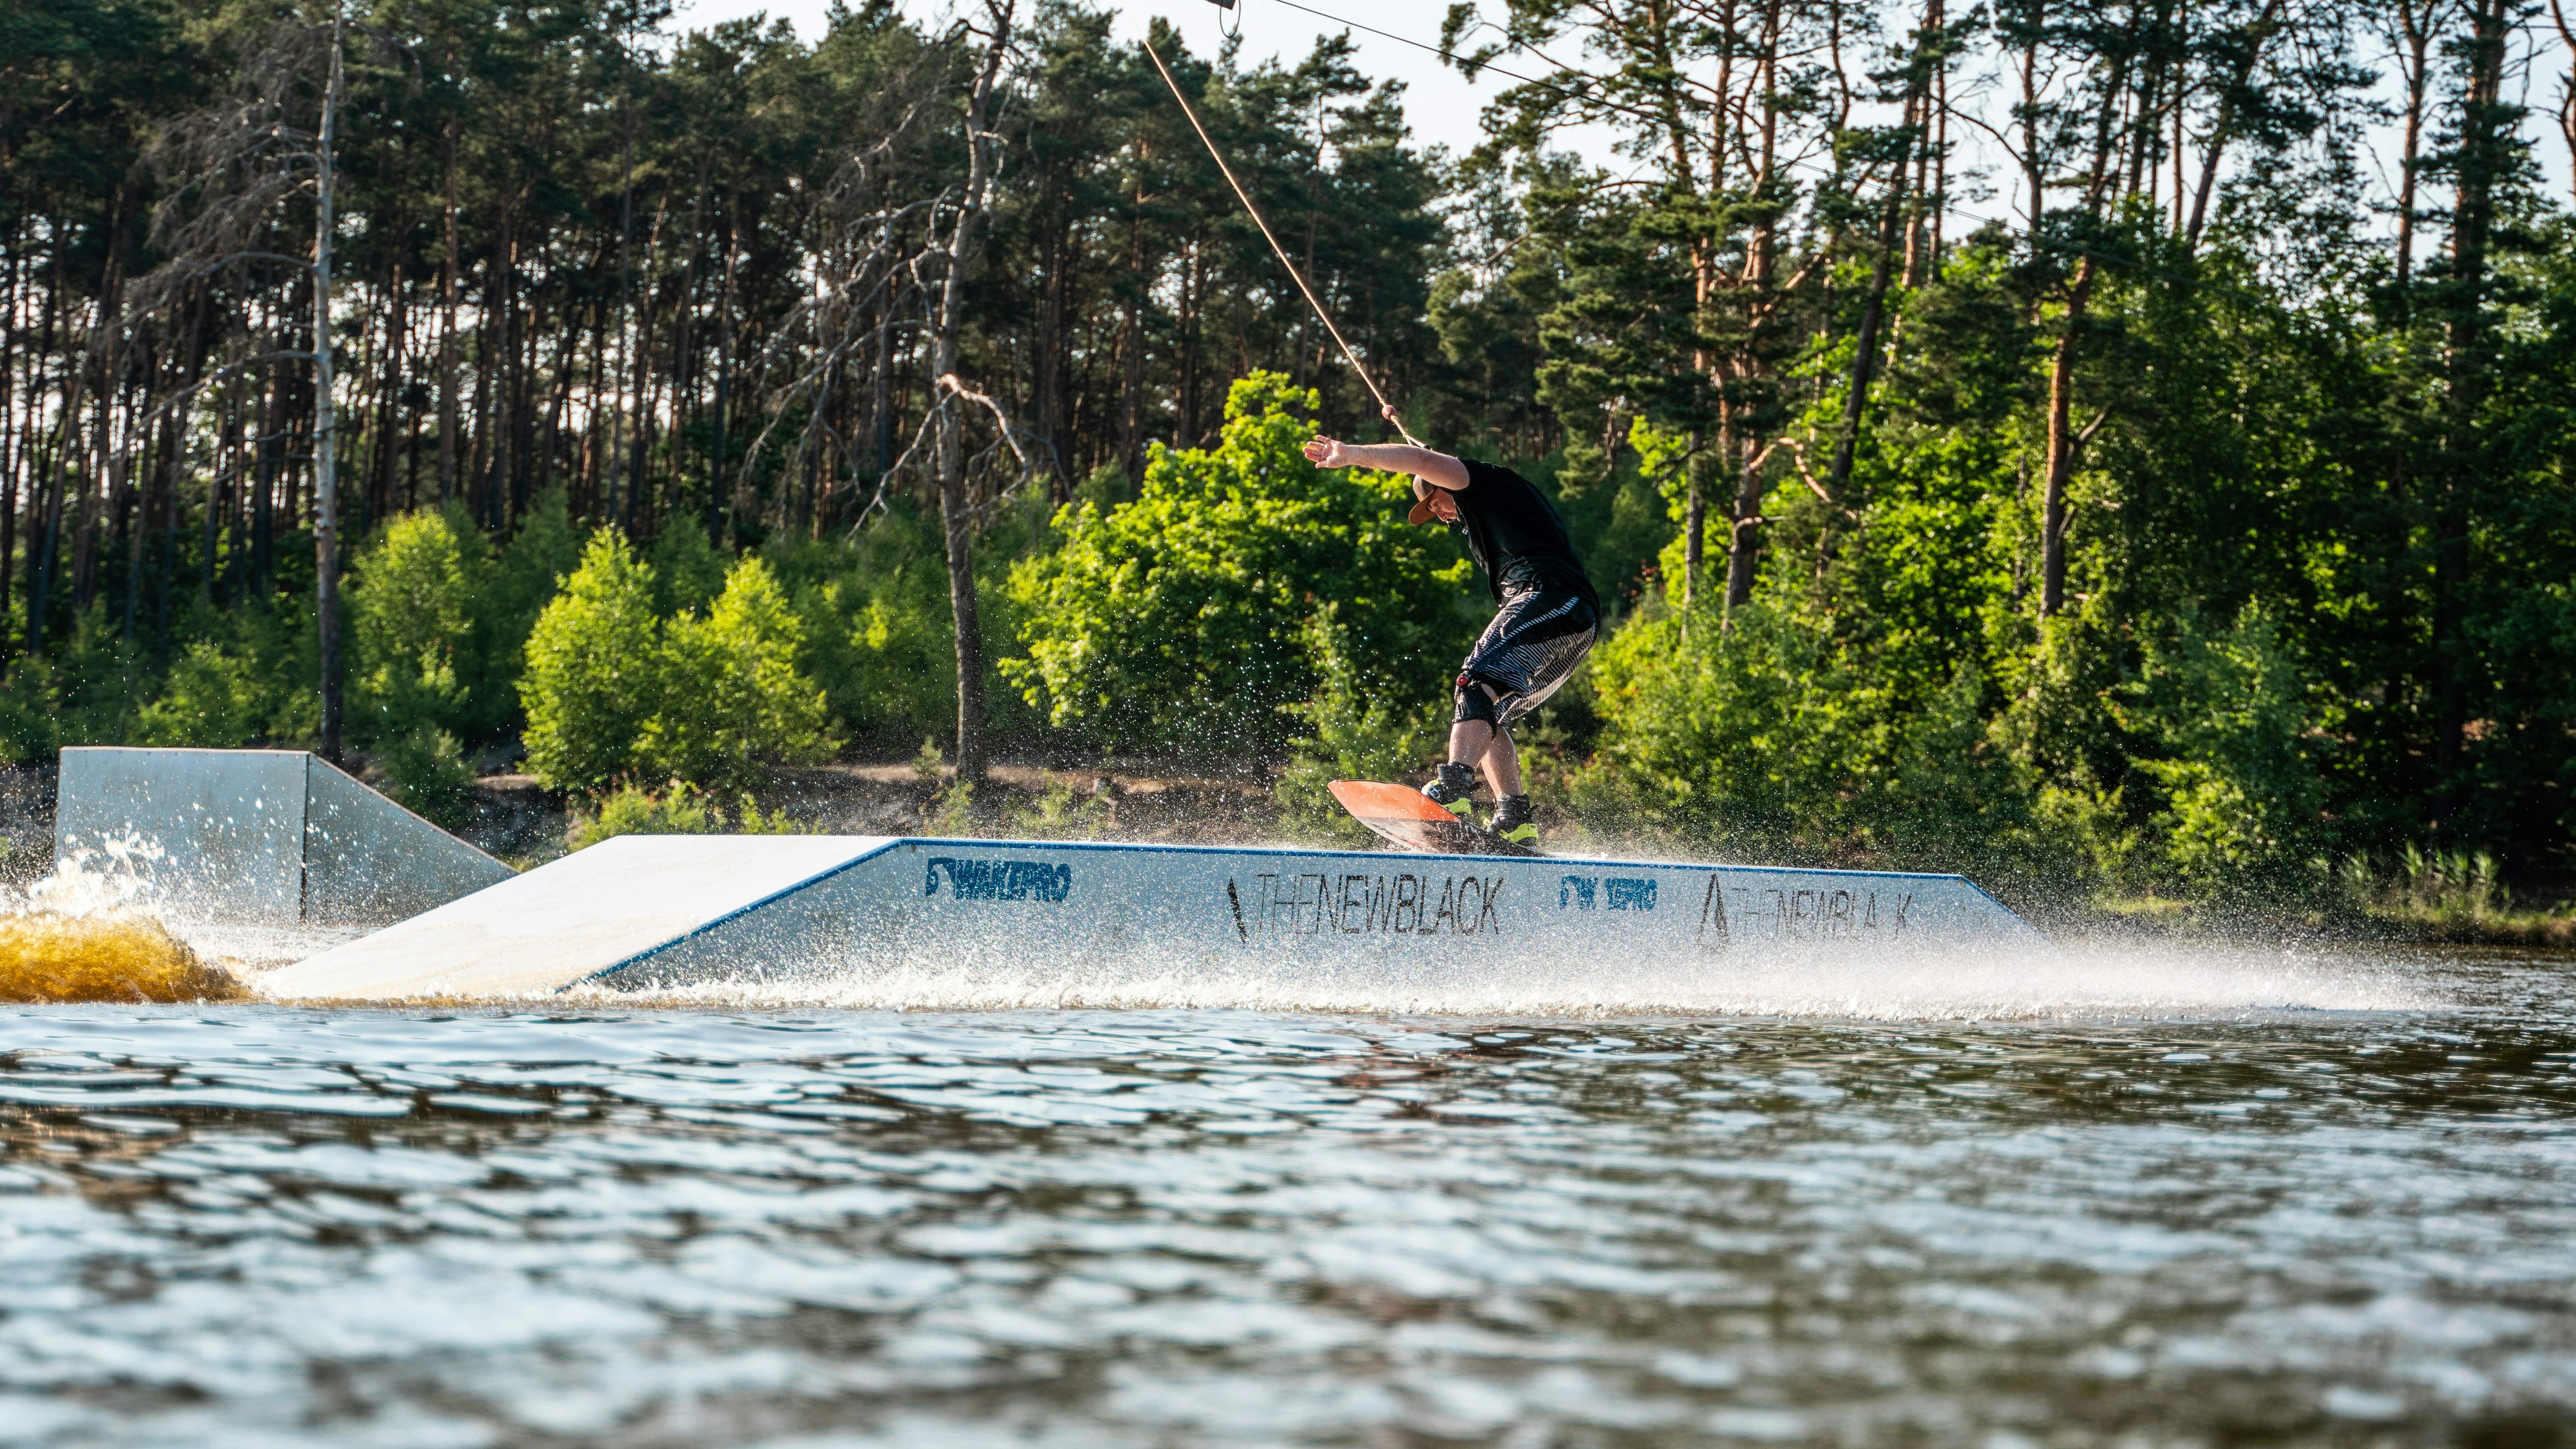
[1145,35,1429,446]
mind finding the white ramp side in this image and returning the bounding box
[263,835,2050,1001]
[55,747,515,928]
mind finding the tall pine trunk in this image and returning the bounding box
[313,6,347,762]
[930,0,1017,786]
[1825,43,1933,504]
[2038,258,2095,616]
[439,101,461,504]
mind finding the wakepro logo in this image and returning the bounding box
[923,857,1073,902]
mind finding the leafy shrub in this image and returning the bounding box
[778,500,1046,748]
[929,779,975,835]
[520,530,665,794]
[820,574,954,742]
[523,535,838,798]
[2113,602,2324,899]
[567,780,720,850]
[1864,664,2070,902]
[145,596,325,749]
[565,780,815,848]
[1012,777,1110,840]
[54,605,153,746]
[134,643,263,748]
[348,507,482,745]
[734,795,818,834]
[911,736,949,787]
[648,556,836,794]
[0,662,60,764]
[1583,597,1880,854]
[1005,372,1471,755]
[460,488,580,743]
[649,515,727,619]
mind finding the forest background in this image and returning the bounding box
[3,0,2573,928]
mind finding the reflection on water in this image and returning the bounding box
[2,948,2573,1447]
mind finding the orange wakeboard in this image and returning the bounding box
[1327,780,1541,857]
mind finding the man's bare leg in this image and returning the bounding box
[1480,723,1522,798]
[1446,718,1492,781]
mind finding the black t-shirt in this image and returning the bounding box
[1441,458,1597,609]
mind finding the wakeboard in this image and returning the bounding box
[1327,779,1542,858]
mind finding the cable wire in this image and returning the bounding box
[1144,36,1428,446]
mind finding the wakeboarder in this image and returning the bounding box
[1303,412,1600,847]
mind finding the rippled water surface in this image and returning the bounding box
[4,946,2574,1447]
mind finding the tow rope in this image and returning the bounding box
[1142,37,1425,448]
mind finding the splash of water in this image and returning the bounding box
[529,940,2432,1021]
[0,838,247,1003]
[21,834,170,915]
[0,911,246,1003]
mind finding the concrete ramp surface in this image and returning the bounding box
[264,835,2051,1001]
[54,747,514,928]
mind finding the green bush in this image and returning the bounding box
[1011,777,1110,839]
[1865,663,2062,897]
[460,488,580,743]
[810,559,956,745]
[568,780,720,849]
[55,605,153,746]
[734,794,819,834]
[523,534,838,798]
[134,643,263,747]
[168,596,324,748]
[348,507,483,745]
[2113,601,2325,899]
[776,500,1047,749]
[648,556,836,794]
[649,515,728,619]
[520,529,665,794]
[0,662,60,764]
[1005,371,1472,755]
[565,780,815,848]
[929,778,975,835]
[1583,597,1880,854]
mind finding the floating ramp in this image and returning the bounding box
[55,747,513,928]
[261,835,2050,1001]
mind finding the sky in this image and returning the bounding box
[673,0,2576,247]
[674,0,1552,162]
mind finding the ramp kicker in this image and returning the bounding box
[54,747,514,929]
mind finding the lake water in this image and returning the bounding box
[2,943,2572,1447]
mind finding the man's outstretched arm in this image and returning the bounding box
[1303,406,1469,494]
[1302,437,1469,494]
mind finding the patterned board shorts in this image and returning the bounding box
[1457,585,1600,727]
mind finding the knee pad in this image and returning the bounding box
[1453,674,1501,726]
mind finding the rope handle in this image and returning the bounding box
[1143,38,1426,450]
